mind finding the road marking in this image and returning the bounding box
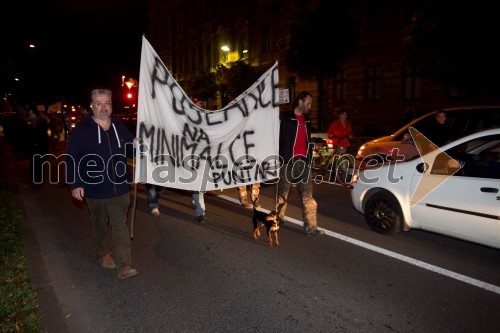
[215,193,500,296]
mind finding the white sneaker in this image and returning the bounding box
[151,208,160,216]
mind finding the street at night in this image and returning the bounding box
[3,1,500,332]
[5,145,499,332]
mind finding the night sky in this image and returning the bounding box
[4,0,147,107]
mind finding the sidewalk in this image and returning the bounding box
[1,141,70,333]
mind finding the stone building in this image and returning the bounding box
[146,0,498,138]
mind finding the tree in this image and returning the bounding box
[280,0,358,129]
[182,70,218,102]
[216,61,262,106]
[401,0,500,100]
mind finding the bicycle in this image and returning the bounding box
[311,141,356,185]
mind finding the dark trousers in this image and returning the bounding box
[86,193,132,270]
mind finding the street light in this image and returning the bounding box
[221,45,230,63]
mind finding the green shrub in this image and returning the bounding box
[0,178,43,333]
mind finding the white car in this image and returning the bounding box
[350,128,500,249]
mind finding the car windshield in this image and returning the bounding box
[395,107,500,143]
[432,134,500,179]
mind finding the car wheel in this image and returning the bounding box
[364,191,402,234]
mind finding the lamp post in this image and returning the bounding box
[221,45,230,63]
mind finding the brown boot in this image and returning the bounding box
[238,186,252,208]
[240,197,252,209]
[251,183,261,208]
[99,254,116,269]
[118,265,138,280]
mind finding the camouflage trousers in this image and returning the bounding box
[237,183,261,203]
[276,158,318,230]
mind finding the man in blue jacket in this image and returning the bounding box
[66,88,138,279]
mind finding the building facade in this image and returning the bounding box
[147,0,496,137]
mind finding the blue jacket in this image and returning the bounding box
[66,113,134,199]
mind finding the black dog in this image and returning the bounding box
[252,200,281,246]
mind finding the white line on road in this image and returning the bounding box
[215,193,500,296]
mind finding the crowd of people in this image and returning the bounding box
[2,109,71,157]
[6,83,491,283]
[15,89,324,279]
[1,109,74,183]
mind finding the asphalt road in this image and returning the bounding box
[4,143,500,333]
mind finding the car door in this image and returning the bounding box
[410,134,500,248]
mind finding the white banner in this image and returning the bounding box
[134,36,280,191]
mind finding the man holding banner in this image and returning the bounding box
[66,88,139,279]
[135,36,280,194]
[276,91,324,236]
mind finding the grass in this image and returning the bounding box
[0,173,43,332]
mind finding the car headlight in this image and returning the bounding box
[356,144,366,157]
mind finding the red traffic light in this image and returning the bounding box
[126,92,133,99]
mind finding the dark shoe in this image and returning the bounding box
[306,227,325,236]
[118,265,138,280]
[99,254,116,269]
[196,215,206,223]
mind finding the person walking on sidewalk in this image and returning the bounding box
[66,88,138,280]
[276,91,324,236]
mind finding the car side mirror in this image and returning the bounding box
[416,162,428,173]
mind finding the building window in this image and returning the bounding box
[191,48,196,73]
[288,76,296,102]
[335,70,347,102]
[260,26,270,54]
[366,0,384,30]
[365,65,381,101]
[449,80,467,99]
[239,38,248,60]
[204,43,211,69]
[221,49,228,63]
[403,66,421,99]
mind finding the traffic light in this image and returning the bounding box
[126,92,133,99]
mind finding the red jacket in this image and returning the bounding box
[327,120,352,148]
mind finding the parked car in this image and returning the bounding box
[355,105,500,164]
[350,128,500,249]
